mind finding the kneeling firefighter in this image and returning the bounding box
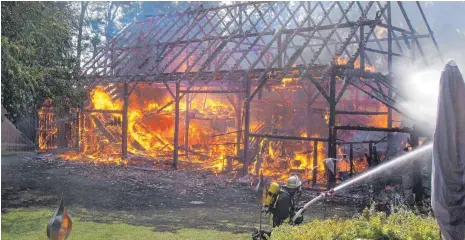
[252,175,304,240]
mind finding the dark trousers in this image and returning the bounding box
[271,213,288,227]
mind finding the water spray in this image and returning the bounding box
[293,143,433,223]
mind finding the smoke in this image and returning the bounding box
[393,49,465,133]
[388,0,465,132]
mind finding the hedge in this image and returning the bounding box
[272,206,440,240]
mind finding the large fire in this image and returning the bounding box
[68,84,237,170]
[38,108,57,151]
[249,132,328,183]
[58,81,355,185]
[55,72,377,185]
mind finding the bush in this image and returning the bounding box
[272,206,440,240]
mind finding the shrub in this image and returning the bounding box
[272,206,440,240]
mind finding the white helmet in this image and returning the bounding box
[285,175,302,189]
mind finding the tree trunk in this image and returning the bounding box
[76,2,88,70]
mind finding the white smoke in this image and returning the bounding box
[393,49,465,132]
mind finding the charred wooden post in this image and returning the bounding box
[327,68,337,189]
[173,82,180,170]
[387,2,394,156]
[410,125,423,204]
[349,143,354,176]
[312,140,318,187]
[368,141,373,166]
[333,134,341,155]
[333,129,338,175]
[184,93,190,158]
[243,77,251,175]
[372,145,379,165]
[122,82,129,160]
[235,93,242,160]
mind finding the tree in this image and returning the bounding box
[84,2,132,58]
[76,2,89,70]
[1,1,215,123]
[1,1,83,122]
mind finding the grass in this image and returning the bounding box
[1,208,250,240]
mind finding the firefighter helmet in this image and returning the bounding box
[285,175,302,189]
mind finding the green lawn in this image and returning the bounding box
[1,208,250,240]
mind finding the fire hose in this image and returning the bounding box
[293,159,338,223]
[292,189,334,223]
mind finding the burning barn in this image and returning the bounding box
[38,2,440,189]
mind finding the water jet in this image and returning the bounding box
[293,142,433,222]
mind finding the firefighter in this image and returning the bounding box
[263,174,303,228]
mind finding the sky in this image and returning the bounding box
[420,1,465,61]
[393,1,465,130]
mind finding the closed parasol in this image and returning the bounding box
[432,60,465,240]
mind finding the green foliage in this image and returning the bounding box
[1,1,83,121]
[272,206,440,240]
[2,1,205,121]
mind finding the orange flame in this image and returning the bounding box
[365,105,388,128]
[63,83,236,173]
[335,56,376,72]
[38,108,57,151]
[58,82,371,185]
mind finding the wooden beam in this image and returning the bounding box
[249,133,327,142]
[334,126,411,133]
[336,111,388,115]
[122,82,129,160]
[173,82,180,170]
